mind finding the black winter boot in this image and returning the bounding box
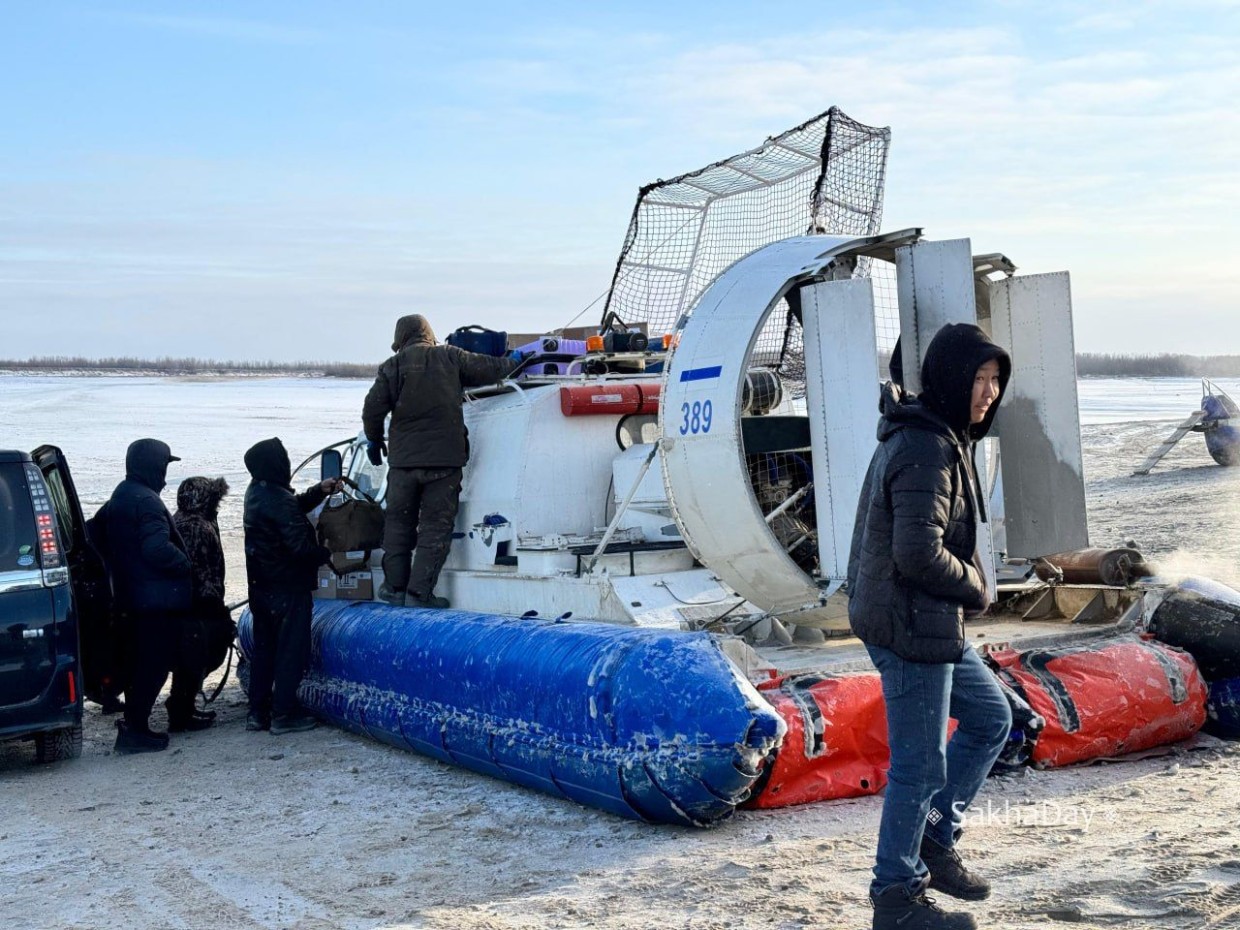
[99,694,125,715]
[920,835,992,901]
[168,711,215,733]
[114,720,170,754]
[376,583,406,607]
[406,592,450,609]
[165,700,216,733]
[871,884,977,930]
[270,712,318,735]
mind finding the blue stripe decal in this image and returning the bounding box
[680,365,722,383]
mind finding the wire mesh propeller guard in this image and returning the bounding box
[603,106,893,395]
[607,108,895,598]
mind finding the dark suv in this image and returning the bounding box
[1,446,110,762]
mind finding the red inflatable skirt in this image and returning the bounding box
[988,634,1207,768]
[746,673,890,809]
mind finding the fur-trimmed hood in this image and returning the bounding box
[176,476,229,521]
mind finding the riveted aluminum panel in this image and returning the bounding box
[893,237,997,595]
[988,271,1089,558]
[895,238,975,395]
[800,277,880,580]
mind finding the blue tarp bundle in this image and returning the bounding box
[237,601,785,826]
[1207,678,1240,737]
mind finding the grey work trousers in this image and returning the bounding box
[381,466,462,597]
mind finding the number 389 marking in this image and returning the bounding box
[679,399,713,435]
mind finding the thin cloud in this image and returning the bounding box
[111,12,327,45]
[1066,12,1138,31]
[6,6,1237,359]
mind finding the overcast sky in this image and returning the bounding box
[2,1,1237,362]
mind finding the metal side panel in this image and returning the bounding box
[800,277,880,580]
[661,235,861,615]
[895,238,975,394]
[893,237,999,591]
[988,271,1089,557]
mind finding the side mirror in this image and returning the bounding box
[320,449,343,482]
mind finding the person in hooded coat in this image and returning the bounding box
[847,323,1014,930]
[97,438,193,753]
[361,314,518,608]
[242,438,340,734]
[169,476,233,731]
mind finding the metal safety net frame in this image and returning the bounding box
[602,106,892,396]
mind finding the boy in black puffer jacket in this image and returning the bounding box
[242,438,339,735]
[847,323,1014,930]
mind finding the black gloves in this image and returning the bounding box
[367,439,386,467]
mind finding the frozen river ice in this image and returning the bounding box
[2,373,1238,592]
[1,375,369,602]
[3,372,1240,930]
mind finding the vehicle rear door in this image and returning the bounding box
[0,456,58,706]
[30,445,116,703]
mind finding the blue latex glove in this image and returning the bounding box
[366,439,386,467]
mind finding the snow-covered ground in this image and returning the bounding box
[3,375,1239,929]
[4,696,1239,930]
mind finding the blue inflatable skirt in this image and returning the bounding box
[238,601,785,826]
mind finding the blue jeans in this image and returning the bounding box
[865,642,1011,900]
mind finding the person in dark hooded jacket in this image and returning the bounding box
[97,438,193,753]
[847,323,1014,930]
[361,314,517,608]
[242,438,340,734]
[169,476,233,731]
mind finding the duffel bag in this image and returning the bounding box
[446,324,508,357]
[316,479,385,572]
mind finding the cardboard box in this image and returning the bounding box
[313,567,334,599]
[335,570,374,601]
[313,566,375,601]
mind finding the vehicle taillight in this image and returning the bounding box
[24,464,69,587]
[37,514,60,566]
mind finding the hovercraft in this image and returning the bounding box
[237,108,1238,823]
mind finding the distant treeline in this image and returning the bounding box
[0,356,377,378]
[1076,353,1240,377]
[4,353,1240,380]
